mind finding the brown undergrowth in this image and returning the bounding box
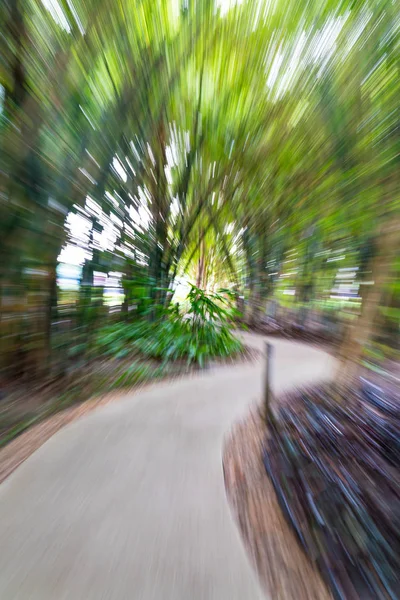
[223,405,332,600]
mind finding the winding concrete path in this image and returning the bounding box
[0,335,334,600]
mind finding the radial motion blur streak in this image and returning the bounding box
[0,0,399,597]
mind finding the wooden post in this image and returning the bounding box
[264,342,273,421]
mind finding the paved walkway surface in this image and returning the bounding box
[0,335,334,600]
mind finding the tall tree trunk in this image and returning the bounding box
[249,284,262,327]
[338,219,399,381]
[46,261,58,369]
[122,262,133,319]
[149,119,169,315]
[5,0,27,113]
[196,233,205,288]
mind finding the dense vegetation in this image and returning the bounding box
[95,285,241,366]
[1,2,400,595]
[0,0,399,411]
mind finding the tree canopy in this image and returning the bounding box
[0,0,399,378]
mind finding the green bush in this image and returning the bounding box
[95,285,242,367]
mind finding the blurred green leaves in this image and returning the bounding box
[0,0,399,383]
[95,284,242,367]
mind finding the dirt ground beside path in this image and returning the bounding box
[223,405,332,600]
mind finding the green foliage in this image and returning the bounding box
[1,0,399,384]
[95,285,242,367]
[110,362,157,389]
